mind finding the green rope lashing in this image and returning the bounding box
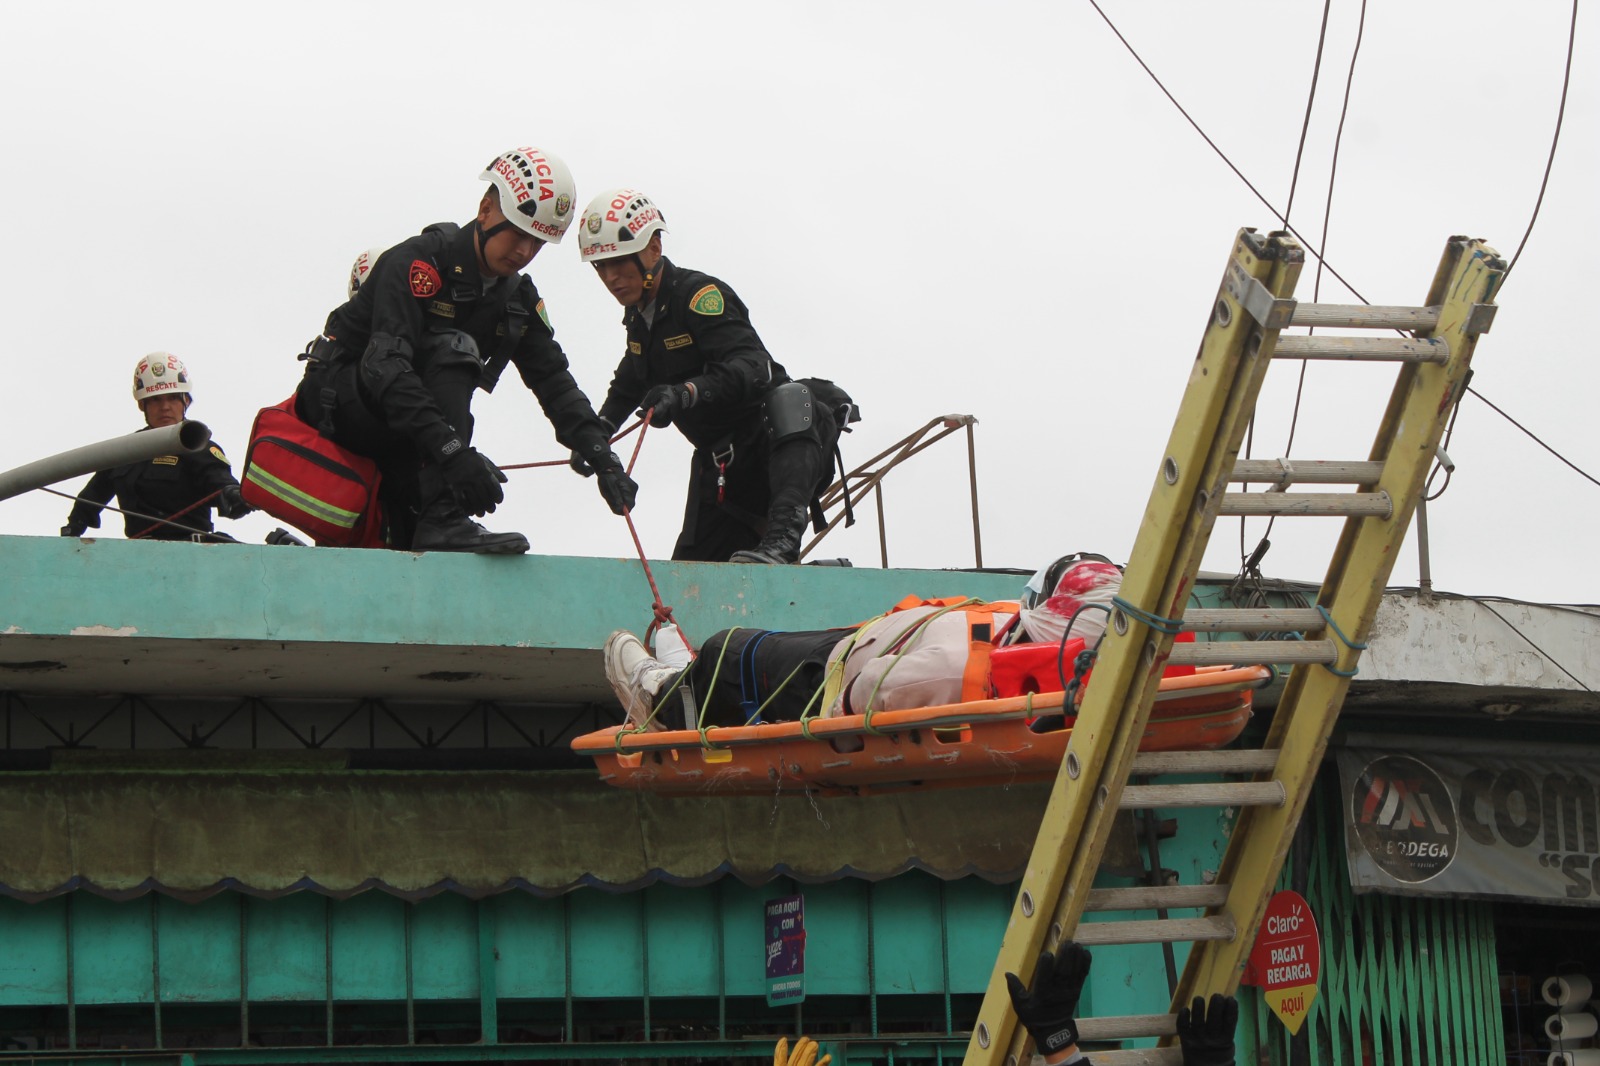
[1316,604,1368,677]
[1110,596,1185,635]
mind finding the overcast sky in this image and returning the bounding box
[1,2,1591,604]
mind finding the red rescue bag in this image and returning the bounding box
[239,396,385,547]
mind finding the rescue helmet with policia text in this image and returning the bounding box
[577,188,669,265]
[347,246,387,299]
[132,352,193,409]
[478,147,578,244]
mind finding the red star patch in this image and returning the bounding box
[409,259,441,297]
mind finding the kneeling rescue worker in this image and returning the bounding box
[576,188,857,564]
[61,354,252,542]
[295,147,637,553]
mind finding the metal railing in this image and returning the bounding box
[802,415,981,569]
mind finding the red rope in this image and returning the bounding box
[468,414,690,652]
[616,413,692,653]
[499,417,647,471]
[128,489,222,540]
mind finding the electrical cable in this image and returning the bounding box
[1503,0,1579,284]
[1477,599,1591,692]
[1090,0,1593,569]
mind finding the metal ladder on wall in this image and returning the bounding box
[964,229,1505,1066]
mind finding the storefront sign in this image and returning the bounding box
[1338,738,1600,906]
[1242,890,1321,1034]
[765,894,806,1005]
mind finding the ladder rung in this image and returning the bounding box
[1289,302,1440,330]
[1090,1050,1183,1066]
[1219,491,1392,518]
[1131,749,1280,775]
[1274,335,1449,363]
[1120,781,1286,810]
[1086,884,1231,912]
[1169,640,1336,666]
[1076,914,1237,947]
[1230,459,1384,485]
[1180,607,1324,632]
[1077,1013,1179,1041]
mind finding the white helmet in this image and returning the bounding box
[479,147,577,243]
[578,188,669,264]
[347,246,387,299]
[132,352,193,406]
[1018,555,1122,648]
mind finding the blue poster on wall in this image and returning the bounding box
[765,894,806,1006]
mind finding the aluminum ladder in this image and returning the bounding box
[965,229,1505,1065]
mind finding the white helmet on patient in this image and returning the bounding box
[479,146,578,243]
[132,352,193,407]
[347,246,387,298]
[578,188,669,264]
[1019,555,1122,648]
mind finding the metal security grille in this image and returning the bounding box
[1253,771,1506,1065]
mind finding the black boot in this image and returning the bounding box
[412,469,530,555]
[730,441,821,565]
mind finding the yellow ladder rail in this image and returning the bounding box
[963,230,1504,1066]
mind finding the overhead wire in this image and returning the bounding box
[1087,0,1592,548]
[1239,0,1341,575]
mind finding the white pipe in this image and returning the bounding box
[0,421,211,504]
[1547,1011,1599,1040]
[1545,975,1594,1008]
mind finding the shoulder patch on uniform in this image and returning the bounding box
[689,284,725,316]
[663,333,694,350]
[535,299,551,331]
[209,446,229,464]
[628,341,643,356]
[409,259,441,297]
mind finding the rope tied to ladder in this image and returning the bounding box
[1109,596,1185,636]
[1312,603,1367,677]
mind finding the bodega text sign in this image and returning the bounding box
[1242,890,1321,1035]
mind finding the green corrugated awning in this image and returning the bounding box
[0,765,1138,902]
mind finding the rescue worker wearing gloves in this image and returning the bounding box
[294,148,637,554]
[1007,941,1239,1065]
[61,354,252,541]
[576,188,856,564]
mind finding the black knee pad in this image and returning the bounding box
[415,330,483,373]
[762,381,822,449]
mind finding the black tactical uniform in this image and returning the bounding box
[596,257,854,562]
[64,434,243,541]
[296,222,622,551]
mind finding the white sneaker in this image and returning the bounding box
[603,631,682,730]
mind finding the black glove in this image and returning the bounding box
[1176,994,1238,1066]
[637,383,694,428]
[1005,942,1091,1057]
[570,418,616,477]
[60,522,86,537]
[218,484,253,520]
[439,442,507,517]
[593,457,639,516]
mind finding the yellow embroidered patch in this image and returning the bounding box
[628,341,643,356]
[428,300,456,319]
[153,455,179,466]
[536,299,551,331]
[689,284,725,316]
[209,446,229,464]
[663,333,694,350]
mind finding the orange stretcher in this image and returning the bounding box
[571,660,1273,797]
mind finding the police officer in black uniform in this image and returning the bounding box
[575,188,856,564]
[61,353,252,541]
[295,147,637,554]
